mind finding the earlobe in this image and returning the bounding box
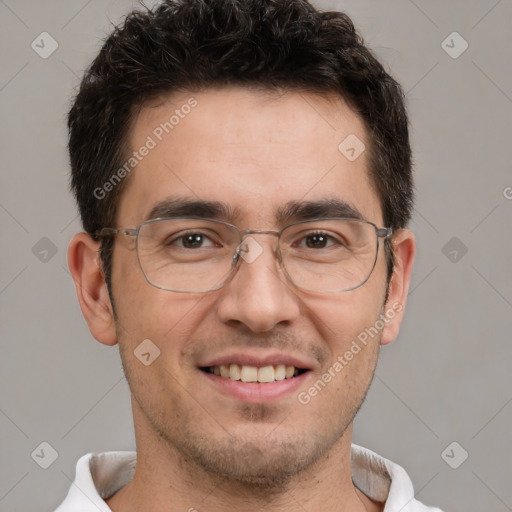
[380,229,416,346]
[67,232,118,346]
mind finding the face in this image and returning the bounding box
[105,87,403,485]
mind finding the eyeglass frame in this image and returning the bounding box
[95,216,393,294]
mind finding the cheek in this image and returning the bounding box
[112,273,211,421]
[309,273,387,351]
[111,245,208,356]
[296,287,384,422]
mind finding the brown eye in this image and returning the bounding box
[305,234,329,248]
[296,232,339,249]
[181,234,206,248]
[167,231,218,249]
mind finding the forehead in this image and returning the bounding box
[116,87,383,228]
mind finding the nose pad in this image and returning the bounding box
[232,236,285,275]
[235,236,265,264]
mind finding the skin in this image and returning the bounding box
[68,87,415,512]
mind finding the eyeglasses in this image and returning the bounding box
[96,217,392,293]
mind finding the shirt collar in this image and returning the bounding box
[55,445,439,512]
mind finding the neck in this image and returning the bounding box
[106,406,382,512]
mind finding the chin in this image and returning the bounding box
[167,419,345,490]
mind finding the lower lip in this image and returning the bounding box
[200,370,311,403]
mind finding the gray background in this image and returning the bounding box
[1,0,511,511]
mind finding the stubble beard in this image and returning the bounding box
[150,402,349,490]
[136,375,376,494]
[117,310,383,493]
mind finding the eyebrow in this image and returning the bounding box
[146,198,242,223]
[145,197,364,225]
[275,198,364,224]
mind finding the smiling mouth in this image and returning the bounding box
[200,364,309,383]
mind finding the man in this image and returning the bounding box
[57,0,442,510]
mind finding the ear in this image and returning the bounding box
[380,229,416,346]
[67,232,117,346]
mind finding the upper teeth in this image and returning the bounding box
[209,364,299,383]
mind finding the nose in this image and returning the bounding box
[216,235,301,332]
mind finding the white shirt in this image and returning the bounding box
[54,445,443,511]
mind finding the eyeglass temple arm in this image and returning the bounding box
[93,227,138,238]
[377,227,393,238]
